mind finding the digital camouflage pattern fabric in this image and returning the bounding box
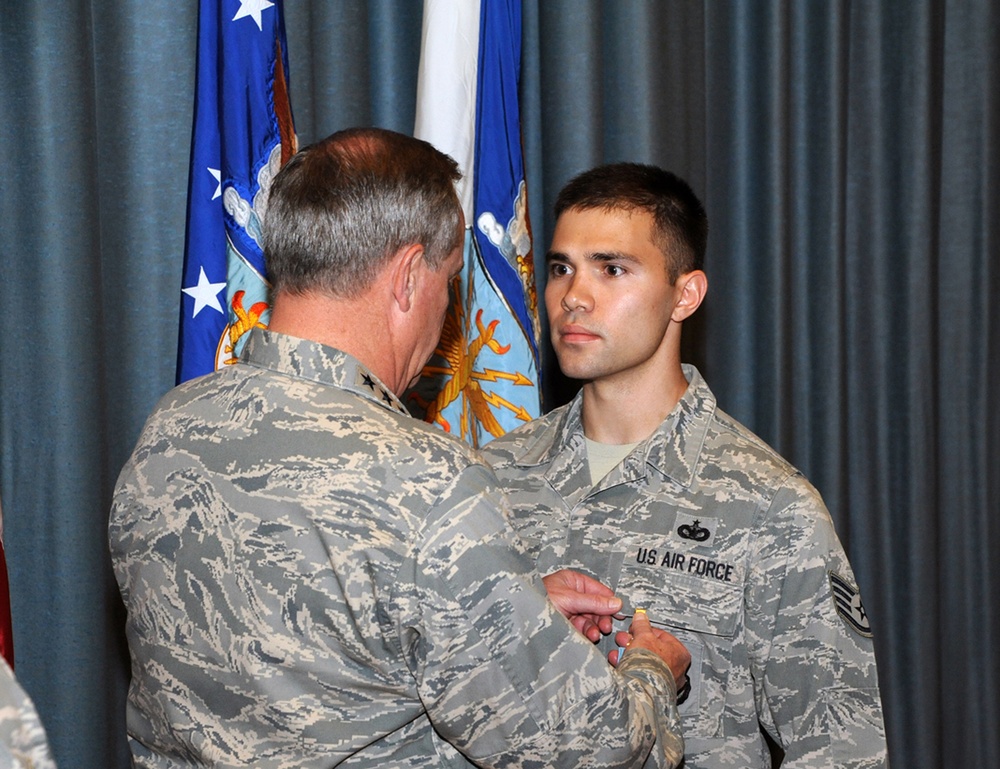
[482,365,889,769]
[110,329,684,769]
[0,657,57,769]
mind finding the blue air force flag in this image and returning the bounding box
[177,0,296,383]
[408,0,542,448]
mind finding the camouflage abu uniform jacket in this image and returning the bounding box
[110,329,683,769]
[482,365,889,769]
[0,658,57,768]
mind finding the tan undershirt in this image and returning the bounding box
[585,437,639,487]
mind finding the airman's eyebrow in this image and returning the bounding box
[590,250,640,264]
[544,250,639,264]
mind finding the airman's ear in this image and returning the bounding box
[389,243,426,313]
[671,270,708,322]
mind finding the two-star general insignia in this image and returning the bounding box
[356,369,406,414]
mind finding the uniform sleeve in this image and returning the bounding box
[745,477,889,768]
[386,463,684,769]
[0,658,58,769]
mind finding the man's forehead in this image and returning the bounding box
[551,207,657,243]
[556,203,651,222]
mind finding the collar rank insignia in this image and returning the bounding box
[829,571,873,638]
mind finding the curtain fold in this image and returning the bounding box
[1,2,997,767]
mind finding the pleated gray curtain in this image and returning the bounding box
[1,2,997,768]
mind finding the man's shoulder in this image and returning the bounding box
[399,410,485,470]
[479,403,569,469]
[295,378,488,481]
[696,415,834,535]
[134,362,484,478]
[696,402,804,492]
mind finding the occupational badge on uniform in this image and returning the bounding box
[829,571,873,638]
[672,512,718,547]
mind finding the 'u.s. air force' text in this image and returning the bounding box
[636,548,735,583]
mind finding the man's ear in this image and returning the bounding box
[671,270,708,322]
[389,243,426,313]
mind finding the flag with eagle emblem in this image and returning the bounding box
[407,0,542,448]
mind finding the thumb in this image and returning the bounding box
[629,608,652,636]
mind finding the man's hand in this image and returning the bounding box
[611,609,691,693]
[542,569,622,643]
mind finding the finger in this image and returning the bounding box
[572,616,602,644]
[561,593,623,618]
[543,571,622,621]
[567,570,617,597]
[574,612,615,636]
[629,607,652,636]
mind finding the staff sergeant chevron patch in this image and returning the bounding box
[829,571,873,638]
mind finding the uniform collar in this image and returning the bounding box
[640,364,715,488]
[240,328,409,416]
[511,364,715,490]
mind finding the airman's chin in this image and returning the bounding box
[554,362,597,383]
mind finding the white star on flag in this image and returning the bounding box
[182,266,227,317]
[208,167,222,200]
[232,0,274,32]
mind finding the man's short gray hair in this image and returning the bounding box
[264,127,464,298]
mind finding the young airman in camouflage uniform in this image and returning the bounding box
[482,163,890,768]
[110,130,690,768]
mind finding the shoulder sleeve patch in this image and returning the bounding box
[829,571,873,638]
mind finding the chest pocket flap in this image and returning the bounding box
[615,549,742,638]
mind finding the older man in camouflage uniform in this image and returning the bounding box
[482,163,890,768]
[110,129,691,768]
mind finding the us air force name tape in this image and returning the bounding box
[635,547,736,583]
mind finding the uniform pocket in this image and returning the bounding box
[614,552,742,738]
